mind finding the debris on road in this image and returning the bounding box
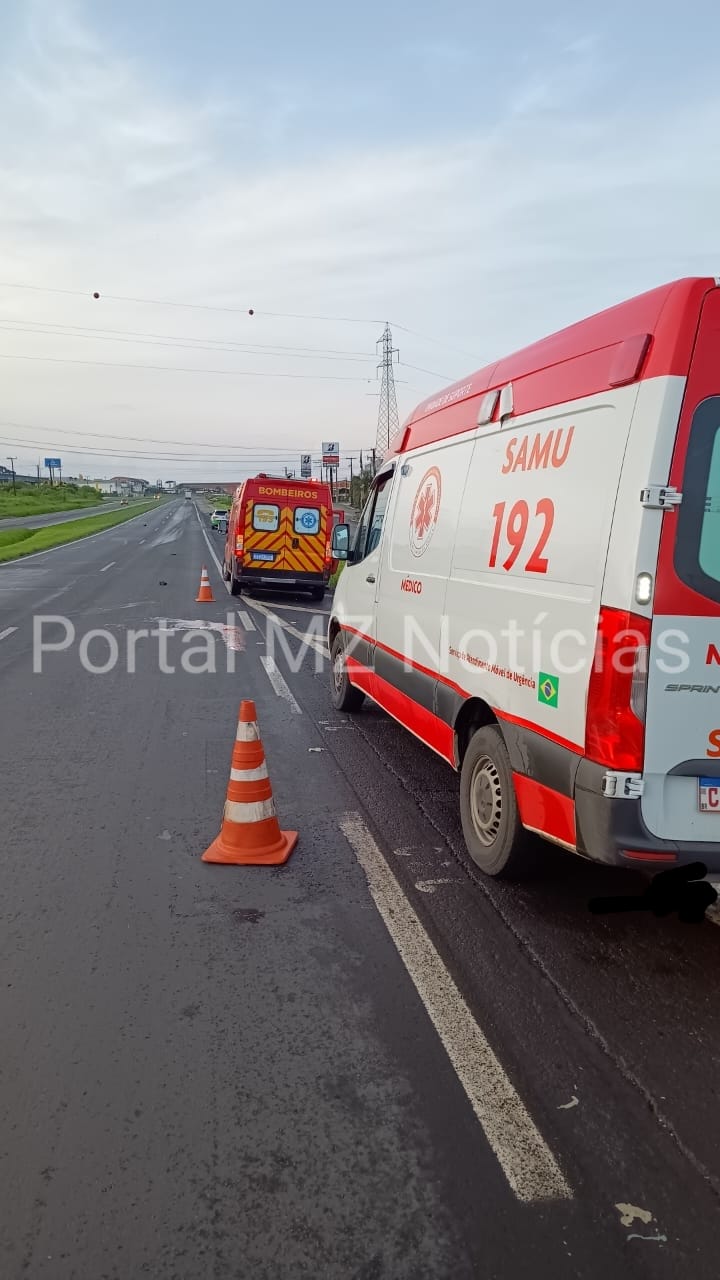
[616,1203,653,1228]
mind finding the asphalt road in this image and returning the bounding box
[1,499,719,1278]
[0,497,144,530]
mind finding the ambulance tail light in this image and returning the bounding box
[325,539,332,564]
[585,607,651,772]
[235,533,244,555]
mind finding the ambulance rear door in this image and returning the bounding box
[641,285,720,841]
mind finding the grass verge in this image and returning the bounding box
[0,484,107,520]
[0,529,34,549]
[0,501,158,564]
[328,561,345,589]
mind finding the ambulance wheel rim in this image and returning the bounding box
[469,755,503,846]
[332,647,345,693]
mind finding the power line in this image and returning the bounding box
[0,351,376,382]
[391,323,478,361]
[0,429,372,462]
[0,281,383,324]
[0,440,343,464]
[399,360,454,381]
[0,419,372,451]
[0,280,479,358]
[0,320,377,362]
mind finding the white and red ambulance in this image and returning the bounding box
[329,277,720,877]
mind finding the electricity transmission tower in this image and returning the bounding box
[375,323,400,458]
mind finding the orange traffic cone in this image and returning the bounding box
[196,565,214,602]
[202,700,298,866]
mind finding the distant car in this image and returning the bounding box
[211,509,227,531]
[120,497,129,506]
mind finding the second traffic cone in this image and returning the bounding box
[196,565,214,602]
[202,700,298,866]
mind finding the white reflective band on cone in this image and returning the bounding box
[224,798,276,823]
[230,764,269,782]
[236,722,260,741]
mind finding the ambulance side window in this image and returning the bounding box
[675,395,720,602]
[353,474,392,562]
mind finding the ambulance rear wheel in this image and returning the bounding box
[460,725,535,878]
[230,570,242,597]
[221,558,231,582]
[330,633,365,713]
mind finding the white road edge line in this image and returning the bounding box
[339,812,573,1204]
[244,596,328,658]
[0,626,18,641]
[237,610,256,632]
[195,506,230,593]
[260,655,302,714]
[99,561,116,573]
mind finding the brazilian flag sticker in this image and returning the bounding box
[538,672,559,708]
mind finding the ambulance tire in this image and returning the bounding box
[460,725,535,879]
[229,570,242,597]
[221,558,231,582]
[330,633,365,712]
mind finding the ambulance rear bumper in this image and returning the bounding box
[574,759,720,871]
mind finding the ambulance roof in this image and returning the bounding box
[393,277,717,457]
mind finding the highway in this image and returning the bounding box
[0,496,147,530]
[1,497,719,1278]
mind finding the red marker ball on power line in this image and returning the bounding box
[248,309,254,316]
[92,291,100,299]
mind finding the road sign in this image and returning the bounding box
[44,458,61,469]
[300,454,312,478]
[322,441,340,466]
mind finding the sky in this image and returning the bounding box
[0,0,718,483]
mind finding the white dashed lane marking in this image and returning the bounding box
[339,812,572,1204]
[99,562,116,573]
[0,626,18,641]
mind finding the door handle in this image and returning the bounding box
[366,574,376,584]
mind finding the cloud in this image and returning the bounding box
[0,3,719,478]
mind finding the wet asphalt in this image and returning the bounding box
[1,499,719,1279]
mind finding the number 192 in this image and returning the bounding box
[488,498,554,573]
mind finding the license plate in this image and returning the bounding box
[698,777,720,811]
[251,551,275,562]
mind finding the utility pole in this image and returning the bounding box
[36,461,40,484]
[7,456,16,495]
[375,322,400,459]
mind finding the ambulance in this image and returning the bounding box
[222,473,333,599]
[329,277,720,878]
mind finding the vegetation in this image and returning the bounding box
[0,482,106,520]
[0,501,157,564]
[346,468,375,510]
[0,529,34,549]
[329,560,345,589]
